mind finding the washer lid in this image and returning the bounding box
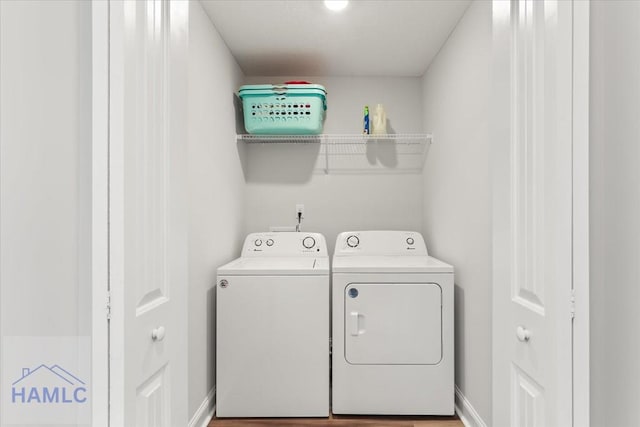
[218,257,329,276]
[332,255,453,274]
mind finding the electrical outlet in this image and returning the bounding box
[296,203,305,218]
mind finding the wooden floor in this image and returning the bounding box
[208,413,463,427]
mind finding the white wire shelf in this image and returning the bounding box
[238,133,432,173]
[237,133,431,145]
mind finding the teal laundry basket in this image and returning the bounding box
[238,84,327,135]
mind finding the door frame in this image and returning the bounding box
[491,0,590,426]
[572,1,590,426]
[91,0,109,426]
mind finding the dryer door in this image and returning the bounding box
[344,283,442,365]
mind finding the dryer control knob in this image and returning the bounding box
[266,239,274,246]
[406,237,415,245]
[302,236,316,249]
[347,235,360,248]
[254,239,262,247]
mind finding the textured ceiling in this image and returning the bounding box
[201,0,471,77]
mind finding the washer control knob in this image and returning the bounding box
[254,239,262,247]
[266,239,274,247]
[406,237,415,245]
[347,235,360,248]
[302,236,316,249]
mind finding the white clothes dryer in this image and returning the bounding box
[216,232,329,417]
[332,230,454,415]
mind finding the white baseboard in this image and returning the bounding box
[455,385,487,427]
[188,387,215,427]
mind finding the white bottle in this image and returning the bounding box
[372,103,387,135]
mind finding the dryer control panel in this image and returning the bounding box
[334,230,428,256]
[242,232,328,256]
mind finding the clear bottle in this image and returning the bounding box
[372,104,387,135]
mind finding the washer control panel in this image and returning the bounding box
[334,231,428,256]
[243,232,327,256]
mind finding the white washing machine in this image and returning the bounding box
[216,232,329,417]
[332,230,454,415]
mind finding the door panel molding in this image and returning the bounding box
[510,0,548,317]
[511,363,545,427]
[136,365,170,426]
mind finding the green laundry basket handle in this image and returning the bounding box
[273,85,288,95]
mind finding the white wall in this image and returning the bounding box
[0,1,93,424]
[421,1,491,424]
[243,76,424,251]
[188,1,246,419]
[0,0,92,345]
[590,2,640,426]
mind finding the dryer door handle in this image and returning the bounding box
[350,312,359,336]
[349,311,365,336]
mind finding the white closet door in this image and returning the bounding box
[109,1,188,426]
[492,0,574,426]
